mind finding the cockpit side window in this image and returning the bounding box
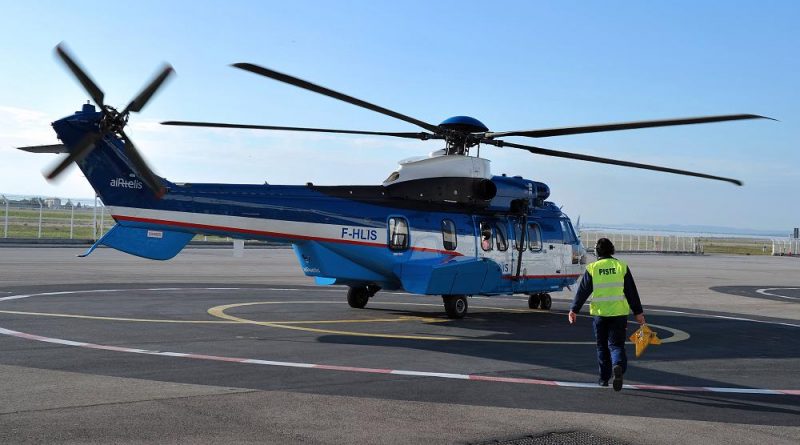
[561,220,578,244]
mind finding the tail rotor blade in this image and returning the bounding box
[45,132,102,180]
[55,43,105,108]
[123,64,175,114]
[119,130,166,198]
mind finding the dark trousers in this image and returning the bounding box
[593,315,628,381]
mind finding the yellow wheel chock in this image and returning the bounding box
[630,323,661,358]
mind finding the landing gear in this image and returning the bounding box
[347,285,379,309]
[443,295,468,319]
[540,293,552,310]
[528,293,552,310]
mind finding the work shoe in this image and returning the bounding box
[598,379,608,387]
[612,365,623,391]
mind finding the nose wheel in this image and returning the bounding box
[442,295,468,319]
[528,293,552,310]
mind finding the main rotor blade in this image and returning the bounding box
[119,130,166,198]
[485,114,773,139]
[45,132,102,180]
[123,64,175,114]
[232,63,442,134]
[161,120,439,140]
[487,139,743,186]
[17,144,68,154]
[55,43,105,107]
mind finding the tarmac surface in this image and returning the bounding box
[0,247,798,444]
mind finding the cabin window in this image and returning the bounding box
[561,220,578,244]
[495,222,508,251]
[388,217,409,251]
[441,219,457,251]
[479,221,493,251]
[513,221,527,251]
[528,222,542,251]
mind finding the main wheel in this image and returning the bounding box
[528,294,541,309]
[540,293,552,310]
[347,286,370,309]
[443,295,468,319]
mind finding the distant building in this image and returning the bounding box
[43,198,62,208]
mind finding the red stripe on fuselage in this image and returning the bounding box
[501,274,581,280]
[112,214,463,256]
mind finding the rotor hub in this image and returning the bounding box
[100,105,129,134]
[437,117,489,155]
[438,116,489,133]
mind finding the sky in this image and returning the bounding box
[0,1,797,232]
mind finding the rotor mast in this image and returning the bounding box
[439,116,489,156]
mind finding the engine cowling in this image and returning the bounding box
[486,175,550,212]
[384,177,496,205]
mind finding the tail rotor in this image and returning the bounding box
[46,43,173,198]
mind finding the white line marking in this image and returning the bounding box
[391,370,469,379]
[756,287,800,301]
[0,287,798,396]
[243,359,315,368]
[554,381,601,388]
[650,309,800,328]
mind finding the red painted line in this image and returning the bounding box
[469,375,558,385]
[314,364,393,374]
[113,214,462,256]
[780,389,800,395]
[501,274,581,280]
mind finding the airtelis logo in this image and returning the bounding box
[109,177,143,189]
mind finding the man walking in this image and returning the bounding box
[568,238,645,391]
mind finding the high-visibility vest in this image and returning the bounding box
[587,258,631,316]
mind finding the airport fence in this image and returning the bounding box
[772,238,800,256]
[579,230,793,256]
[579,231,700,254]
[1,194,112,241]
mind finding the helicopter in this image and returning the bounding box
[19,44,770,318]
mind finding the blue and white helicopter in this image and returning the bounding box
[21,44,768,318]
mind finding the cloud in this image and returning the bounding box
[0,105,57,146]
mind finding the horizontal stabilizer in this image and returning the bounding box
[79,224,193,260]
[394,256,502,295]
[16,144,68,154]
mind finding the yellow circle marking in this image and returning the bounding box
[0,299,689,345]
[207,301,690,345]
